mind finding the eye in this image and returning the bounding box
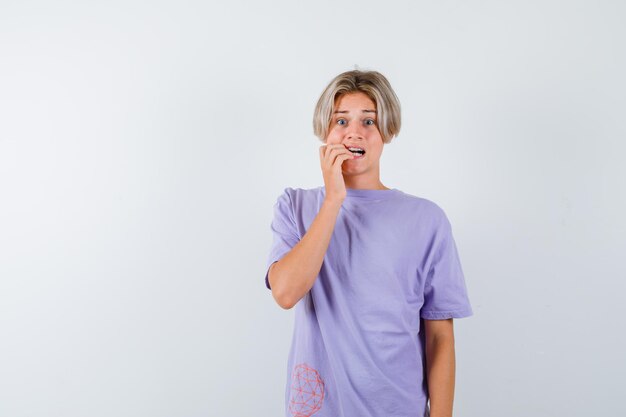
[337,118,346,125]
[365,119,376,125]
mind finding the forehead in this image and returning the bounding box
[333,91,376,110]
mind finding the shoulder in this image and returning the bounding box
[394,190,449,225]
[274,186,323,211]
[280,185,324,202]
[278,185,321,195]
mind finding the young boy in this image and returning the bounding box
[264,69,473,417]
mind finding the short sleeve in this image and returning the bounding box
[264,188,300,290]
[420,211,474,320]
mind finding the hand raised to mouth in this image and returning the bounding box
[319,143,354,202]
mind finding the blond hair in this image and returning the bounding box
[313,69,401,143]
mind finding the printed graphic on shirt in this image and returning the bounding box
[288,363,325,417]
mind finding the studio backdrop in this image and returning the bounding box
[0,1,624,416]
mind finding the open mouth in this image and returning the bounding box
[346,146,366,156]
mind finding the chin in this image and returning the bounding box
[342,167,367,175]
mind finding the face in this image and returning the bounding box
[325,91,385,180]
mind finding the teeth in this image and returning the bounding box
[348,147,364,151]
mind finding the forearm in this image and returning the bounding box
[269,198,342,309]
[425,335,456,417]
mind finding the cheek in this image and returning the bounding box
[368,145,384,156]
[326,131,341,143]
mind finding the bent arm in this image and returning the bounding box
[268,197,342,309]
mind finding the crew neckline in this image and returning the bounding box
[319,186,401,200]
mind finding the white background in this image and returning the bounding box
[1,1,624,416]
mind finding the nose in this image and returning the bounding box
[345,124,365,141]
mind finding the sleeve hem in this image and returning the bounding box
[420,308,473,320]
[265,260,282,290]
[264,263,275,290]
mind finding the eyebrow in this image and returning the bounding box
[333,109,377,114]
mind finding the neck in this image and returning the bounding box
[343,178,389,190]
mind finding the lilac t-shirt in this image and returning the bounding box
[264,186,473,417]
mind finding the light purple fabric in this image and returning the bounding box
[264,186,473,417]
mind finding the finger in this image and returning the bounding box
[332,153,353,168]
[326,144,349,153]
[322,144,332,159]
[328,144,347,152]
[321,144,335,164]
[332,155,352,169]
[324,144,350,163]
[329,147,352,160]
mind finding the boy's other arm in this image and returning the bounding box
[268,197,343,309]
[424,318,456,417]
